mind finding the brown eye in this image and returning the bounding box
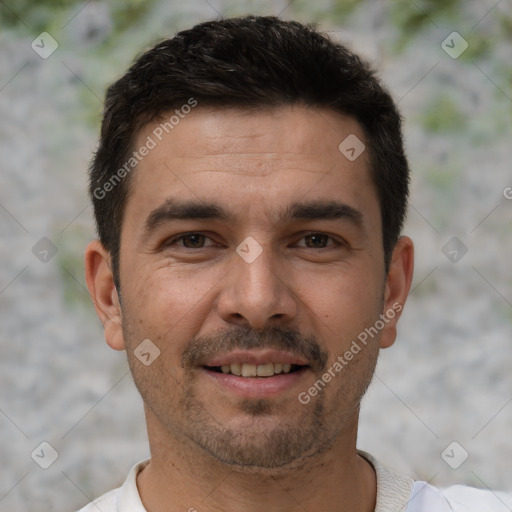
[299,233,339,248]
[304,234,329,248]
[180,233,207,248]
[164,232,215,250]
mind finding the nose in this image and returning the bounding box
[217,241,298,330]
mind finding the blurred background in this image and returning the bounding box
[0,0,511,510]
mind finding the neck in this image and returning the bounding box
[137,408,376,512]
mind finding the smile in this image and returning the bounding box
[206,362,304,377]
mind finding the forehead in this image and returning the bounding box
[136,105,366,168]
[125,105,379,232]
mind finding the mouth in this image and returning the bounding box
[205,362,306,377]
[200,353,311,398]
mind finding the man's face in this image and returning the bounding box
[109,105,398,468]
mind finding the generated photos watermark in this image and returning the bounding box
[93,98,198,200]
[298,301,403,405]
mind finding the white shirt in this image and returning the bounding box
[76,451,512,511]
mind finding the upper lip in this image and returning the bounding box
[203,350,309,367]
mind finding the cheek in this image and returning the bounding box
[121,265,217,355]
[300,264,384,349]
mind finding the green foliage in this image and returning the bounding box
[423,164,459,231]
[458,32,492,61]
[0,0,82,33]
[55,225,93,311]
[330,0,363,21]
[109,0,154,33]
[425,164,457,192]
[421,94,467,134]
[390,0,460,52]
[500,8,512,37]
[291,0,362,25]
[498,12,512,85]
[0,0,156,35]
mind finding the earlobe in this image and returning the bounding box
[380,236,414,349]
[84,240,126,351]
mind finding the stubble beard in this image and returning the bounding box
[177,378,334,470]
[167,355,377,471]
[123,320,380,472]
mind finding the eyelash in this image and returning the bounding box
[164,232,343,250]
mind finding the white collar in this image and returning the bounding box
[117,451,415,512]
[358,450,415,512]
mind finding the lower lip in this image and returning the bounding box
[203,367,309,398]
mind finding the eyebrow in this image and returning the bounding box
[142,197,365,236]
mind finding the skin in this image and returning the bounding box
[85,105,414,512]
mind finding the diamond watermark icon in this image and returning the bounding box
[31,441,59,469]
[236,236,263,263]
[32,237,58,263]
[134,339,161,366]
[338,134,365,162]
[442,236,468,263]
[31,32,59,59]
[441,32,468,59]
[441,441,469,469]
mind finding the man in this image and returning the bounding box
[82,15,509,512]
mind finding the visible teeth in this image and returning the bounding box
[241,363,257,377]
[230,363,242,376]
[216,362,298,377]
[257,363,274,377]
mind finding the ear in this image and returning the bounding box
[84,240,125,351]
[379,236,414,349]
